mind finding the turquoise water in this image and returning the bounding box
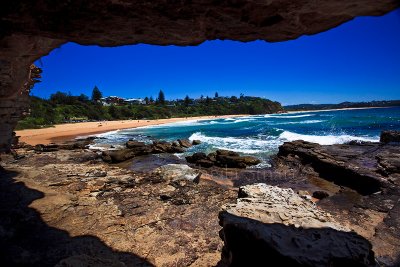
[93,107,400,164]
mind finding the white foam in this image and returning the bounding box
[273,120,325,125]
[266,114,314,119]
[278,131,379,145]
[189,132,280,154]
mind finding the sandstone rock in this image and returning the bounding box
[380,130,400,143]
[153,164,201,183]
[277,140,394,194]
[177,139,192,148]
[219,184,376,266]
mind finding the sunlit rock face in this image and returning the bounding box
[0,0,399,151]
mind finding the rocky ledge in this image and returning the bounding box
[102,139,200,163]
[219,184,376,266]
[186,150,261,169]
[217,132,400,266]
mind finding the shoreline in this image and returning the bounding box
[285,106,393,114]
[16,115,246,145]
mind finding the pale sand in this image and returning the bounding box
[16,115,246,145]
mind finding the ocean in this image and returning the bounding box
[92,107,400,166]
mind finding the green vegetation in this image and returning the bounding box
[17,88,283,130]
[284,100,400,111]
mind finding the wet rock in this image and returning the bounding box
[177,139,192,148]
[152,141,185,153]
[219,184,376,267]
[380,130,400,143]
[126,140,146,149]
[153,164,201,183]
[216,149,240,157]
[192,140,201,145]
[185,152,207,163]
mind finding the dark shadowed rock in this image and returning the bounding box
[185,152,207,163]
[313,190,330,200]
[380,130,400,143]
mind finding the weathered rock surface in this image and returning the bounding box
[186,149,261,169]
[380,130,400,143]
[0,148,236,266]
[153,164,201,183]
[219,184,376,267]
[271,139,400,265]
[1,1,399,151]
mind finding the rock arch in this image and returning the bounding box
[1,0,399,151]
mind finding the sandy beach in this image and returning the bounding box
[16,115,246,145]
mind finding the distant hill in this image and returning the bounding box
[284,100,400,111]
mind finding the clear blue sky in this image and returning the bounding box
[32,9,400,105]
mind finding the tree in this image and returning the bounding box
[77,93,89,102]
[91,86,102,102]
[144,97,149,105]
[215,92,219,98]
[184,95,191,107]
[157,90,165,105]
[206,96,211,104]
[149,96,154,103]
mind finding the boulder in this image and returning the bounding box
[196,159,214,168]
[126,140,146,149]
[178,139,192,148]
[192,140,201,145]
[152,141,185,153]
[101,149,136,163]
[153,164,201,183]
[380,130,400,143]
[216,154,261,168]
[219,184,376,267]
[186,150,261,168]
[185,152,207,163]
[216,149,240,157]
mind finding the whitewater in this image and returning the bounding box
[93,107,400,165]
